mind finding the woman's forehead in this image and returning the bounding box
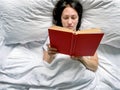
[62,6,78,16]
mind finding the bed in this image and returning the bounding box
[0,0,120,90]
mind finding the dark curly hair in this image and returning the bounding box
[53,0,83,30]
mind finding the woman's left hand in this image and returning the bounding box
[70,53,98,72]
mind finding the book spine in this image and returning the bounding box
[72,35,77,56]
[70,34,76,56]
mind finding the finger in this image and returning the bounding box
[47,44,57,50]
[49,47,57,50]
[71,56,83,61]
[47,44,51,48]
[71,56,78,60]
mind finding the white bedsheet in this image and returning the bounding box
[0,42,120,90]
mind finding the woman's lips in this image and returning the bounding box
[67,26,73,29]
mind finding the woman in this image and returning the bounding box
[43,0,98,72]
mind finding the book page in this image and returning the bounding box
[49,25,74,33]
[76,28,103,34]
[49,25,103,34]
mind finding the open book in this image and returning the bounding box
[48,25,104,56]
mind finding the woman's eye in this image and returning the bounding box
[71,16,77,19]
[63,17,69,20]
[62,15,78,20]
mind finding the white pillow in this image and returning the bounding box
[0,0,54,44]
[79,0,120,48]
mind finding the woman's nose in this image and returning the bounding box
[68,18,72,24]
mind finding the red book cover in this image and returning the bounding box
[48,26,104,56]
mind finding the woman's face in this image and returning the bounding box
[61,6,79,30]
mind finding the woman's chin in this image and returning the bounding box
[67,27,74,30]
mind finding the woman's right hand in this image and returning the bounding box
[47,44,58,56]
[43,44,58,63]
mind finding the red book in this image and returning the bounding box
[48,25,104,56]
